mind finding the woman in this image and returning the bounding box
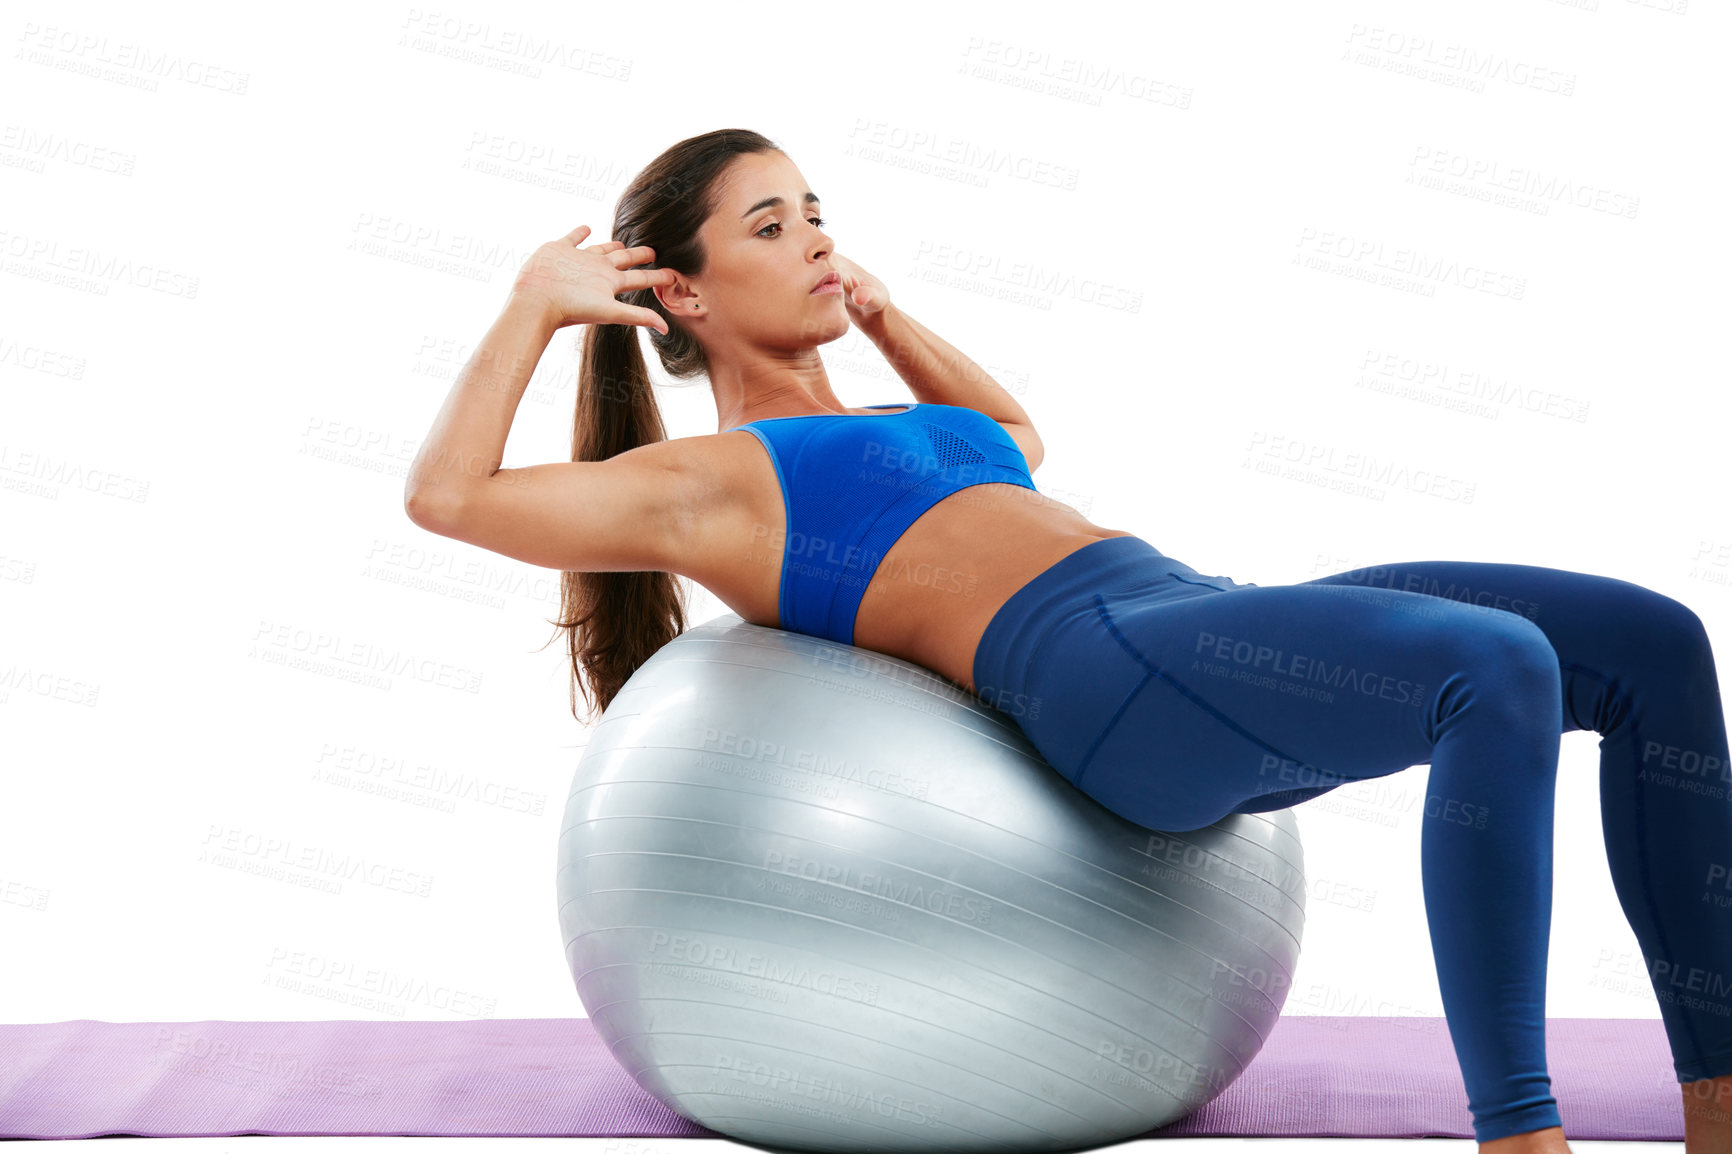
[404,128,1732,1150]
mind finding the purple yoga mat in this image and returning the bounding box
[0,1015,1686,1140]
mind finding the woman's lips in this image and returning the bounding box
[810,280,842,295]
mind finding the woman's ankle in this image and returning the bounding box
[1683,1074,1732,1148]
[1479,1124,1569,1154]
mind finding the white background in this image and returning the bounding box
[2,0,1726,1145]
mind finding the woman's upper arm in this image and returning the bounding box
[408,441,696,574]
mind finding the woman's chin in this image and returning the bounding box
[800,307,853,344]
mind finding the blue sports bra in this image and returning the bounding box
[734,402,1039,646]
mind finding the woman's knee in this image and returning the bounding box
[1446,610,1562,701]
[1617,585,1713,663]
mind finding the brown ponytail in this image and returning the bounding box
[542,127,783,722]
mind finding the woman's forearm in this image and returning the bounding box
[856,302,1032,425]
[404,292,562,517]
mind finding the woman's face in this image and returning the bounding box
[671,150,849,354]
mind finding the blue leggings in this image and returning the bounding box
[971,535,1732,1141]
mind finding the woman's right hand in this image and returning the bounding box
[509,224,676,335]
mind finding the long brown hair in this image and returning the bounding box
[544,128,783,723]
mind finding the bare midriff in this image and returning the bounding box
[676,424,1139,698]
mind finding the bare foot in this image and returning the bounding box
[1683,1074,1732,1154]
[1479,1124,1570,1154]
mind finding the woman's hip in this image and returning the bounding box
[970,535,1255,780]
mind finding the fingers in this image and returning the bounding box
[603,243,659,267]
[620,306,669,336]
[617,266,679,290]
[562,223,591,244]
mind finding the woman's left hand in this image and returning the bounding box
[830,252,891,324]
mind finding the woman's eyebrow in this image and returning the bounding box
[740,191,821,220]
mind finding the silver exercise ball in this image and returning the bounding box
[555,614,1306,1153]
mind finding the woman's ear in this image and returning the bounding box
[655,274,697,315]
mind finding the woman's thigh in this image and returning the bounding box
[1297,558,1707,738]
[1064,574,1559,831]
